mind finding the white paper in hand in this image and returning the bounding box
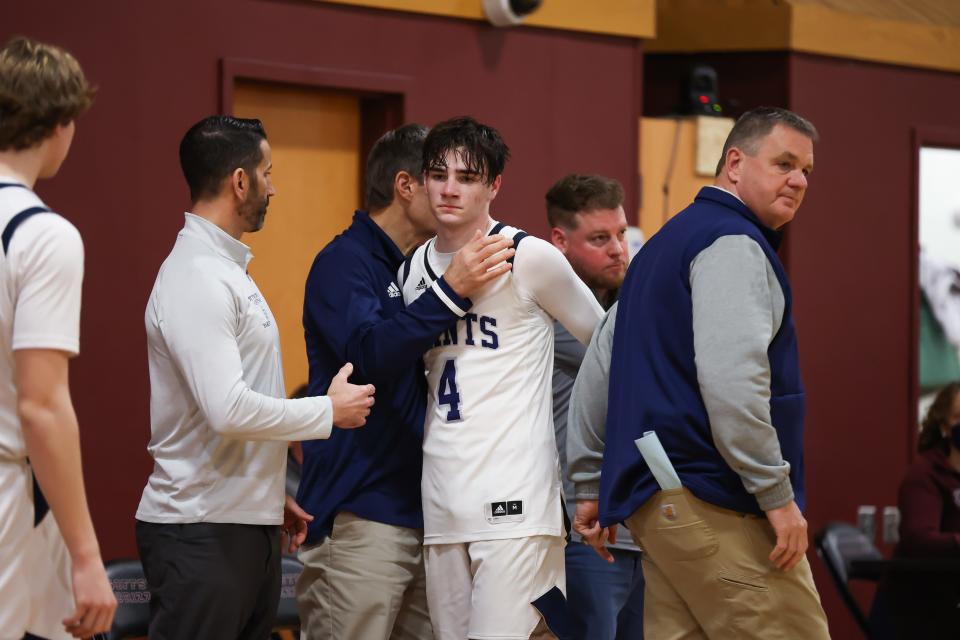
[635,430,682,490]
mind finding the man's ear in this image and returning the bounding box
[230,167,248,200]
[395,170,416,203]
[550,227,568,254]
[725,147,744,184]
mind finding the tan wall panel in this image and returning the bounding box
[234,81,360,395]
[649,0,791,53]
[648,0,960,73]
[313,0,655,38]
[639,117,715,240]
[790,2,960,73]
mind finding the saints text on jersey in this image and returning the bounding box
[432,313,499,349]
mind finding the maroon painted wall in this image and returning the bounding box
[4,1,642,559]
[789,53,960,638]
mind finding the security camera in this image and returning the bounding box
[482,0,543,27]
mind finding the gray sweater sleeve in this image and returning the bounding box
[566,302,618,500]
[690,234,793,511]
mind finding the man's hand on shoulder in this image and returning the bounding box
[765,499,808,571]
[328,363,375,428]
[444,230,514,297]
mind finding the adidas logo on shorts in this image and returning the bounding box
[416,277,428,292]
[387,282,401,298]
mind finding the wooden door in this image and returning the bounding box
[234,80,360,395]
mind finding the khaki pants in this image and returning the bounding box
[625,488,830,640]
[295,512,432,640]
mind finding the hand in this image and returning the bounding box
[765,500,808,571]
[328,363,375,428]
[443,230,515,297]
[572,500,618,563]
[282,494,314,554]
[62,554,116,638]
[289,441,303,465]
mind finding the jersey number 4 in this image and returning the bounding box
[438,359,461,421]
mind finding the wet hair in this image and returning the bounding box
[545,174,625,229]
[0,36,95,151]
[421,116,510,185]
[715,106,819,176]
[918,382,960,452]
[364,123,429,211]
[179,116,266,203]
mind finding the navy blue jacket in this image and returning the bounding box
[297,211,469,543]
[600,188,805,525]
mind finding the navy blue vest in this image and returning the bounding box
[600,187,805,525]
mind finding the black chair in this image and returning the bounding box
[100,558,150,639]
[814,522,883,637]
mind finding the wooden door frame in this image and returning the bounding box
[909,125,960,458]
[221,58,411,198]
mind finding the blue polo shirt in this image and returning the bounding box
[297,211,469,543]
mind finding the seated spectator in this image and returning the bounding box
[875,382,960,638]
[899,381,960,558]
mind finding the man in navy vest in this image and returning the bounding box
[585,107,831,638]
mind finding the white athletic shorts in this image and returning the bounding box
[424,535,566,640]
[0,460,73,640]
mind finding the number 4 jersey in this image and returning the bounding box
[399,221,602,545]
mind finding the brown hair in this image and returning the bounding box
[545,174,624,229]
[715,106,818,177]
[0,36,95,151]
[918,382,960,452]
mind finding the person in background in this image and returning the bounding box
[0,36,116,640]
[545,174,643,640]
[875,382,960,638]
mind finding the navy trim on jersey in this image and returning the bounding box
[400,252,415,286]
[3,207,51,255]
[422,238,439,281]
[1,183,53,526]
[489,222,506,236]
[508,231,527,266]
[532,586,571,640]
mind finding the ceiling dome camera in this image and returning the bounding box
[482,0,543,27]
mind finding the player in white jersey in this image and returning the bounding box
[399,117,603,640]
[0,37,116,639]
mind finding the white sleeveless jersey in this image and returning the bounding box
[401,222,575,545]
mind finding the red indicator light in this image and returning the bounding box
[699,95,709,104]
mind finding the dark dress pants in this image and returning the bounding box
[136,520,281,640]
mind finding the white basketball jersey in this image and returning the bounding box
[400,222,565,545]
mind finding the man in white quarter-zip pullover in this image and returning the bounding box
[135,116,375,640]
